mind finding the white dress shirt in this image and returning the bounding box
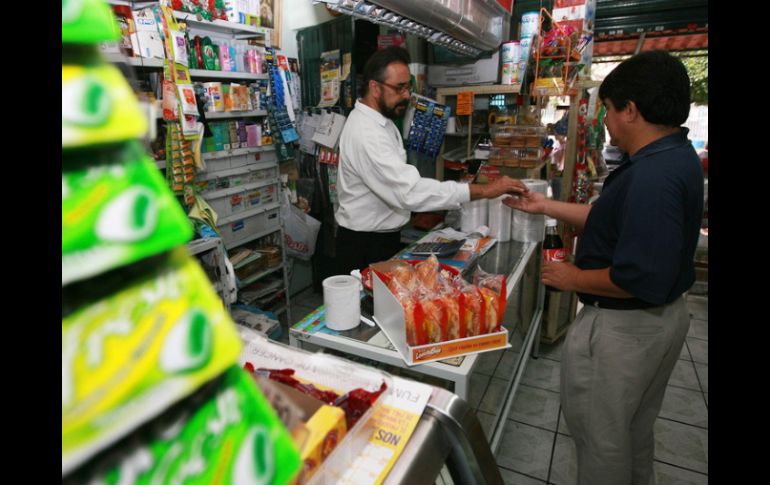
[335,100,470,232]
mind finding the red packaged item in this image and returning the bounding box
[416,289,448,344]
[475,268,508,333]
[333,382,388,429]
[252,368,388,429]
[438,278,464,340]
[453,275,485,336]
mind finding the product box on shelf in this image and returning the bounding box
[202,147,276,173]
[195,164,278,194]
[372,272,511,366]
[237,328,393,485]
[217,205,280,248]
[204,181,277,219]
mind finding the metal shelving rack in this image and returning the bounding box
[106,3,291,324]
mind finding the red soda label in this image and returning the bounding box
[544,248,566,262]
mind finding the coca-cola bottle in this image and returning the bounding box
[542,218,565,292]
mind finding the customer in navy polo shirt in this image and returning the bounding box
[505,51,704,485]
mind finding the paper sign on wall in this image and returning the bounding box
[456,92,475,116]
[319,49,341,108]
[311,111,346,149]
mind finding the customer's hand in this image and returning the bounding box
[503,190,547,214]
[541,261,580,291]
[486,176,529,198]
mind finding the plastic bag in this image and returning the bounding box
[281,201,321,260]
[474,268,507,333]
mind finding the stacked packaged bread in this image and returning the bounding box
[373,256,507,354]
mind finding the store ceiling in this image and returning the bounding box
[513,0,708,57]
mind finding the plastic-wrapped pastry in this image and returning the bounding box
[475,268,507,333]
[416,288,448,344]
[414,255,440,292]
[388,264,417,292]
[438,277,463,340]
[452,275,486,336]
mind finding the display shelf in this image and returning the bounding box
[445,131,489,137]
[435,84,522,99]
[217,201,280,226]
[223,226,281,250]
[201,146,275,160]
[204,110,267,119]
[173,10,270,38]
[202,178,278,201]
[239,279,284,304]
[104,53,165,68]
[196,163,277,184]
[189,69,268,81]
[186,237,222,256]
[238,264,284,288]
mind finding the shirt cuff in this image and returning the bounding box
[458,182,471,204]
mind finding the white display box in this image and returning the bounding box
[373,272,510,366]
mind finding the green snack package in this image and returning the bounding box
[62,0,121,44]
[62,141,194,286]
[63,63,148,148]
[64,367,301,484]
[62,249,244,475]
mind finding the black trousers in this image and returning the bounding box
[334,225,405,276]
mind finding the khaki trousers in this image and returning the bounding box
[561,297,690,485]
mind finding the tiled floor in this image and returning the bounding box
[283,288,708,485]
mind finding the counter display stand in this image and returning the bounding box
[289,236,546,469]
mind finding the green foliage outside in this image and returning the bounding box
[678,53,708,105]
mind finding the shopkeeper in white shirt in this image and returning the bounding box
[334,46,529,275]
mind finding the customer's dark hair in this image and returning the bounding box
[360,46,411,97]
[599,50,691,127]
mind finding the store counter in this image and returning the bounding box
[289,237,545,458]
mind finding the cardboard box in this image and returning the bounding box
[254,376,348,485]
[373,273,510,366]
[237,329,393,485]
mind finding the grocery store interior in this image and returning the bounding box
[63,0,707,484]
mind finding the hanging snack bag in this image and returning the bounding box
[62,0,120,45]
[62,248,243,475]
[63,366,301,484]
[62,140,193,285]
[62,63,148,148]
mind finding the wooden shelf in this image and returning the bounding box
[436,84,522,101]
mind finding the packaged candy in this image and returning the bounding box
[62,0,120,45]
[62,248,243,475]
[62,141,193,285]
[64,366,301,484]
[62,63,148,148]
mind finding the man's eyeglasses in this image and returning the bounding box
[378,80,411,95]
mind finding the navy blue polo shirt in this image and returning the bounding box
[575,129,704,306]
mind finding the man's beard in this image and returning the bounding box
[378,96,409,120]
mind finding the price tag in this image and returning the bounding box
[456,91,474,116]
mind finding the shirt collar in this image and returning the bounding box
[626,127,692,164]
[355,99,388,127]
